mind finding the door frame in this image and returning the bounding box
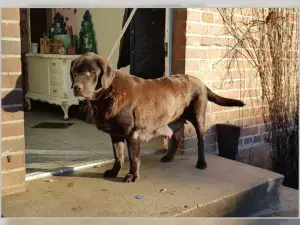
[164,8,173,77]
[162,8,173,148]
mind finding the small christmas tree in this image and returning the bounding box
[78,10,97,54]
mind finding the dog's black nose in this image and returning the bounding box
[73,86,81,92]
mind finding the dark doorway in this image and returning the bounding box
[29,9,48,51]
[118,8,166,79]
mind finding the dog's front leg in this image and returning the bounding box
[103,135,125,178]
[124,134,140,183]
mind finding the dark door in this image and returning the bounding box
[118,8,166,79]
[30,8,47,51]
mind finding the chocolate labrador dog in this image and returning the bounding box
[70,52,245,183]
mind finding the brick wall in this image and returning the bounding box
[1,8,26,196]
[172,8,277,168]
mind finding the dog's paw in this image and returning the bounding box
[103,169,118,178]
[124,173,139,183]
[196,160,207,170]
[160,155,174,163]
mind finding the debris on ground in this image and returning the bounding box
[135,195,143,199]
[44,179,54,183]
[160,188,167,193]
[71,206,82,212]
[184,205,188,208]
[67,183,74,188]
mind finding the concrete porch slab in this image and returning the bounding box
[3,219,300,225]
[2,154,284,217]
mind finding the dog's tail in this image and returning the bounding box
[206,87,245,107]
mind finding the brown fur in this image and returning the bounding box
[70,52,245,183]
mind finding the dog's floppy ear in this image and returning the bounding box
[70,59,75,89]
[95,57,115,90]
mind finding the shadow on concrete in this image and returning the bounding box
[61,171,124,183]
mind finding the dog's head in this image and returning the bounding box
[70,52,115,99]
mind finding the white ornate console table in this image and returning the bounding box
[25,53,83,120]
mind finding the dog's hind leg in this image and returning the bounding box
[160,130,181,162]
[189,97,208,170]
[103,135,125,178]
[160,120,185,163]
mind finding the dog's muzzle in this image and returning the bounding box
[73,86,81,96]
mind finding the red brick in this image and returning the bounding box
[1,23,20,38]
[204,144,217,153]
[235,60,254,70]
[210,103,224,113]
[1,75,22,88]
[185,60,199,70]
[222,90,240,99]
[2,108,24,122]
[233,118,256,127]
[2,153,25,171]
[241,126,259,137]
[248,108,264,117]
[212,80,234,90]
[219,48,231,58]
[205,71,226,81]
[242,89,259,98]
[209,26,226,36]
[202,12,214,23]
[234,80,246,89]
[2,8,20,20]
[207,49,220,58]
[2,137,25,154]
[2,170,25,187]
[2,57,22,73]
[209,8,219,13]
[2,122,24,138]
[229,109,250,120]
[200,8,210,12]
[187,11,201,22]
[243,136,254,145]
[186,23,208,35]
[204,134,217,145]
[214,37,226,46]
[186,36,201,46]
[2,40,21,55]
[224,38,237,47]
[253,134,262,143]
[201,37,214,45]
[186,48,207,59]
[237,142,271,169]
[240,8,254,17]
[206,112,229,124]
[214,14,224,24]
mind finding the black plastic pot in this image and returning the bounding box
[217,123,241,160]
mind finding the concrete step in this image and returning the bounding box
[250,186,299,217]
[2,154,284,217]
[3,219,300,225]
